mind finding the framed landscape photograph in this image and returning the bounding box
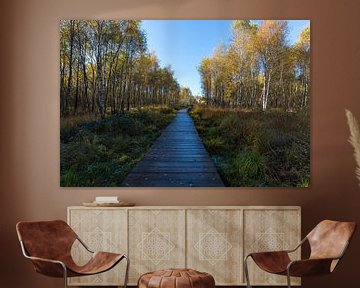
[60,20,310,187]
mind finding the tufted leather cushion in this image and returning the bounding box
[138,269,215,288]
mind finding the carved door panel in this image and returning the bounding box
[128,209,186,284]
[186,209,243,285]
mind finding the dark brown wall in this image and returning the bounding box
[1,0,360,287]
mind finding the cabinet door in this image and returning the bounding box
[243,209,301,286]
[68,208,127,286]
[187,209,243,285]
[128,209,186,284]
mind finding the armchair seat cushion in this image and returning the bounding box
[66,251,125,276]
[250,251,291,274]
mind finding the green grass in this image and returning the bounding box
[190,105,310,187]
[60,107,177,186]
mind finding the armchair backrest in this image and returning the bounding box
[306,220,356,261]
[16,220,77,261]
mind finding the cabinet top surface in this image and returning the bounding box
[68,205,301,210]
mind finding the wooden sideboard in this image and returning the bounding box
[67,206,301,286]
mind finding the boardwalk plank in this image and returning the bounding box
[121,108,224,187]
[143,156,211,162]
[132,167,217,173]
[122,172,223,187]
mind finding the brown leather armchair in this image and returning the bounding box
[16,220,129,288]
[244,220,356,288]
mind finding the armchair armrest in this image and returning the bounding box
[285,237,307,253]
[246,236,306,259]
[25,255,67,277]
[76,236,94,254]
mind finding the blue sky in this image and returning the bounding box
[141,20,310,96]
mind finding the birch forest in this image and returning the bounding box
[60,20,192,119]
[199,20,310,111]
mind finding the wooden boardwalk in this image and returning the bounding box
[122,108,224,187]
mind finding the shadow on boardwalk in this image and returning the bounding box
[122,108,224,187]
